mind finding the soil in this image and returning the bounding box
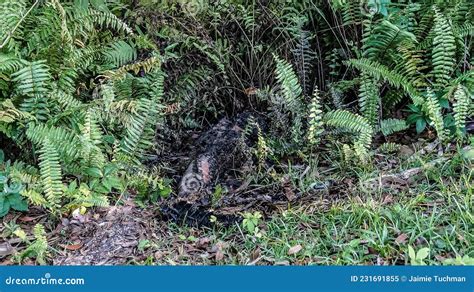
[53,199,153,265]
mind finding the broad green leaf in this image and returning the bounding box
[416,119,426,134]
[85,167,102,178]
[416,247,430,260]
[408,245,416,260]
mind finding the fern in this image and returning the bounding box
[103,40,137,67]
[452,85,469,139]
[307,87,324,146]
[16,224,48,265]
[380,119,408,136]
[363,20,417,60]
[0,99,32,124]
[0,0,27,48]
[324,109,374,161]
[425,88,446,142]
[26,123,82,163]
[80,110,106,168]
[11,61,51,97]
[103,56,160,80]
[431,6,456,89]
[87,9,134,36]
[38,139,62,212]
[377,142,401,153]
[290,28,314,96]
[274,54,303,111]
[358,73,379,127]
[346,58,423,105]
[395,43,427,88]
[273,54,305,144]
[119,71,164,163]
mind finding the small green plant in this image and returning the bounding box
[408,246,430,265]
[14,224,49,265]
[241,211,262,235]
[211,184,225,207]
[0,151,28,217]
[443,255,474,266]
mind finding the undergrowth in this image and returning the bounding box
[0,0,472,266]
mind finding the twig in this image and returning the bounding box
[363,157,448,189]
[0,0,39,49]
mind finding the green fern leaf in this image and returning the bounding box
[38,139,63,212]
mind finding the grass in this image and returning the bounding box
[3,143,472,266]
[134,149,473,266]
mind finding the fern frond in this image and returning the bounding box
[377,142,401,153]
[26,123,82,163]
[11,61,51,97]
[454,23,474,38]
[80,110,106,168]
[273,54,303,111]
[103,56,160,80]
[19,224,48,265]
[57,68,78,93]
[395,43,427,88]
[424,88,446,142]
[358,73,379,127]
[103,40,137,67]
[0,0,27,48]
[340,0,361,26]
[51,89,83,111]
[38,139,63,212]
[346,58,423,105]
[119,71,164,163]
[291,30,314,95]
[452,85,469,139]
[363,20,417,60]
[380,118,408,136]
[431,6,456,89]
[0,54,25,73]
[0,99,33,124]
[88,9,134,36]
[21,189,47,206]
[324,110,373,161]
[307,87,324,146]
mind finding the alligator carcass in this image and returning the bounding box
[162,112,268,225]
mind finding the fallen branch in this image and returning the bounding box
[362,157,448,191]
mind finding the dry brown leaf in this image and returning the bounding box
[250,247,261,261]
[60,243,83,251]
[18,216,37,222]
[215,250,224,261]
[395,233,408,245]
[287,244,302,255]
[382,195,394,205]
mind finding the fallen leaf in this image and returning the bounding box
[0,243,14,256]
[0,258,13,265]
[60,243,83,251]
[287,244,302,255]
[250,247,261,261]
[18,216,36,222]
[196,237,211,248]
[395,233,408,245]
[244,87,258,96]
[382,194,393,205]
[215,250,224,261]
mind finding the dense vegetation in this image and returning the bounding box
[0,0,472,265]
